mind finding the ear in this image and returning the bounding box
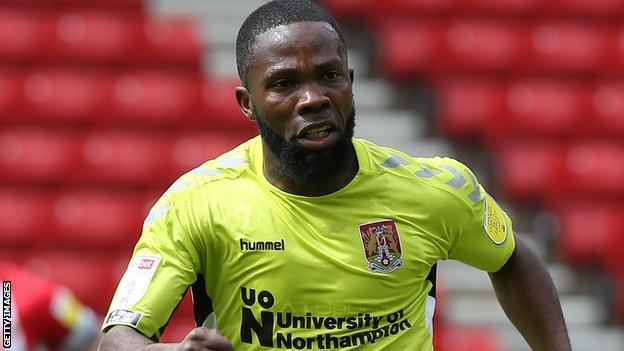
[348,68,354,84]
[235,86,255,121]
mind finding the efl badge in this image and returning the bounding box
[358,220,404,273]
[111,255,161,309]
[483,194,508,245]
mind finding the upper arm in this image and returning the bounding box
[488,233,538,278]
[102,193,205,341]
[419,157,516,272]
[447,190,516,272]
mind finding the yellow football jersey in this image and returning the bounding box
[102,136,515,350]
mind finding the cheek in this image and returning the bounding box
[266,93,297,115]
[264,93,291,111]
[332,87,354,114]
[256,95,296,132]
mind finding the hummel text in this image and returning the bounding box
[240,239,285,251]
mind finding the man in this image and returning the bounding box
[0,262,101,351]
[99,1,571,350]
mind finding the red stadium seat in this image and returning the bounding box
[161,293,196,342]
[20,250,130,313]
[366,0,455,23]
[529,22,611,74]
[161,313,197,343]
[47,10,140,64]
[0,9,52,63]
[564,143,624,197]
[322,0,374,19]
[376,22,444,80]
[440,326,502,351]
[0,190,52,247]
[8,10,200,66]
[0,129,81,183]
[556,203,624,272]
[436,79,505,138]
[494,141,565,200]
[140,17,203,67]
[501,79,584,135]
[546,0,624,16]
[608,27,624,76]
[200,79,257,133]
[110,71,200,125]
[3,0,142,10]
[590,82,624,135]
[444,20,529,72]
[79,131,172,186]
[49,191,146,249]
[461,0,541,14]
[0,69,23,119]
[21,69,110,124]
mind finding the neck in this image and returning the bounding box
[262,143,359,197]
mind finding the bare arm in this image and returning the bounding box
[489,234,571,351]
[98,325,232,351]
[98,326,159,351]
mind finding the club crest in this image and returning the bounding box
[358,220,404,273]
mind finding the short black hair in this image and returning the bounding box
[236,0,347,86]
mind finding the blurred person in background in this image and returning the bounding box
[99,1,571,350]
[0,261,101,351]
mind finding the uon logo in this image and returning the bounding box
[138,258,156,270]
[358,220,404,273]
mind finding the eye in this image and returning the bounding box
[271,79,292,89]
[324,72,340,80]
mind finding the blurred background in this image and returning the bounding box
[0,0,623,350]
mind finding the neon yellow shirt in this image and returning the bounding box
[102,136,515,350]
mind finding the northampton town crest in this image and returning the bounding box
[358,220,404,273]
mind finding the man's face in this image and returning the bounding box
[243,21,355,183]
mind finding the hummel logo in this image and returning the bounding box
[239,238,285,251]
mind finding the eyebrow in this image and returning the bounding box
[264,58,345,80]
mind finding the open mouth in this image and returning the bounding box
[303,125,332,140]
[296,123,340,150]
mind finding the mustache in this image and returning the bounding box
[253,105,356,183]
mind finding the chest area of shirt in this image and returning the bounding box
[211,196,444,285]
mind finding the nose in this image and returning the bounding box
[296,81,330,116]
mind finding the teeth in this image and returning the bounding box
[306,131,328,139]
[305,125,330,135]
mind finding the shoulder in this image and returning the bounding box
[410,156,484,212]
[144,137,260,225]
[356,139,483,209]
[159,138,258,204]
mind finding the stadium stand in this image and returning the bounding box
[21,69,111,124]
[0,128,81,184]
[109,71,200,125]
[0,0,254,344]
[556,202,624,273]
[493,141,565,201]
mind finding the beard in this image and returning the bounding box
[254,105,356,185]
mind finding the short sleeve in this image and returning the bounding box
[102,196,203,340]
[441,160,516,272]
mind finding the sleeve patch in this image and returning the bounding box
[111,255,161,309]
[105,309,142,326]
[483,195,508,245]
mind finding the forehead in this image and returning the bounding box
[249,21,344,75]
